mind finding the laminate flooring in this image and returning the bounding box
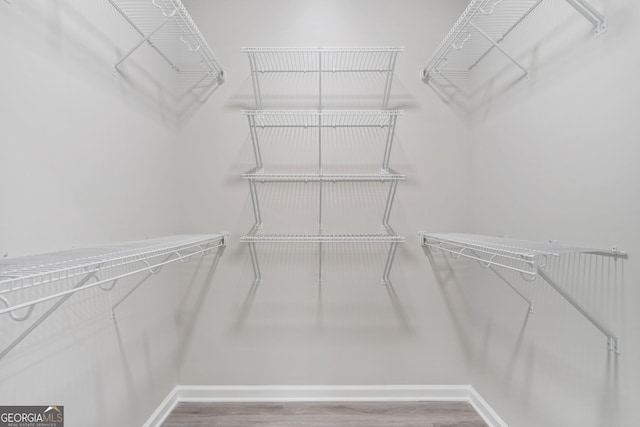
[161,401,488,427]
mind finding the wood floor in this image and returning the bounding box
[161,402,488,427]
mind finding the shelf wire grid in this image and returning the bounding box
[423,0,544,84]
[241,47,404,73]
[242,173,405,183]
[0,234,225,299]
[108,0,224,89]
[241,233,406,244]
[421,232,626,276]
[242,110,404,128]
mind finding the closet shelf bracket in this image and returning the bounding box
[421,232,627,353]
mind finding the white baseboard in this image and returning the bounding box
[144,384,507,427]
[142,386,178,427]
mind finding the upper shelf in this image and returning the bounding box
[241,47,404,73]
[108,0,224,87]
[243,47,404,109]
[421,0,606,90]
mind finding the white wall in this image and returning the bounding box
[0,1,182,426]
[453,0,640,426]
[175,0,474,388]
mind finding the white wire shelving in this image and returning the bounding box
[107,0,225,91]
[241,46,405,286]
[421,232,627,352]
[420,0,606,99]
[243,110,403,173]
[242,233,405,286]
[242,47,404,109]
[0,234,226,359]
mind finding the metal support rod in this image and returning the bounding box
[381,114,398,173]
[318,241,323,285]
[114,12,176,72]
[0,272,96,360]
[382,180,399,229]
[382,53,397,109]
[318,50,323,109]
[248,242,262,285]
[249,180,263,229]
[468,21,529,77]
[469,0,544,71]
[537,267,619,352]
[106,0,178,71]
[249,53,262,109]
[248,115,264,172]
[490,266,534,313]
[110,253,175,317]
[565,0,607,35]
[382,242,399,285]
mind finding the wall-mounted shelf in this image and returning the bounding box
[421,232,627,352]
[421,0,606,99]
[241,46,405,286]
[0,234,226,359]
[242,173,405,182]
[242,47,404,109]
[244,173,404,233]
[242,233,404,286]
[243,110,402,173]
[107,0,224,90]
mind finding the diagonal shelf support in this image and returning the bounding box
[565,0,607,36]
[468,21,529,78]
[537,267,618,353]
[113,11,176,73]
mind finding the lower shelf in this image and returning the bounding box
[0,234,226,360]
[241,233,405,285]
[241,233,405,243]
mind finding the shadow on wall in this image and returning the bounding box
[5,0,218,128]
[173,245,226,368]
[422,244,625,426]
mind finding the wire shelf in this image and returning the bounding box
[241,47,404,73]
[243,46,404,109]
[421,232,627,352]
[0,234,225,359]
[242,110,403,128]
[241,233,406,243]
[242,173,405,183]
[421,0,606,91]
[108,0,224,87]
[421,233,625,275]
[0,234,226,312]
